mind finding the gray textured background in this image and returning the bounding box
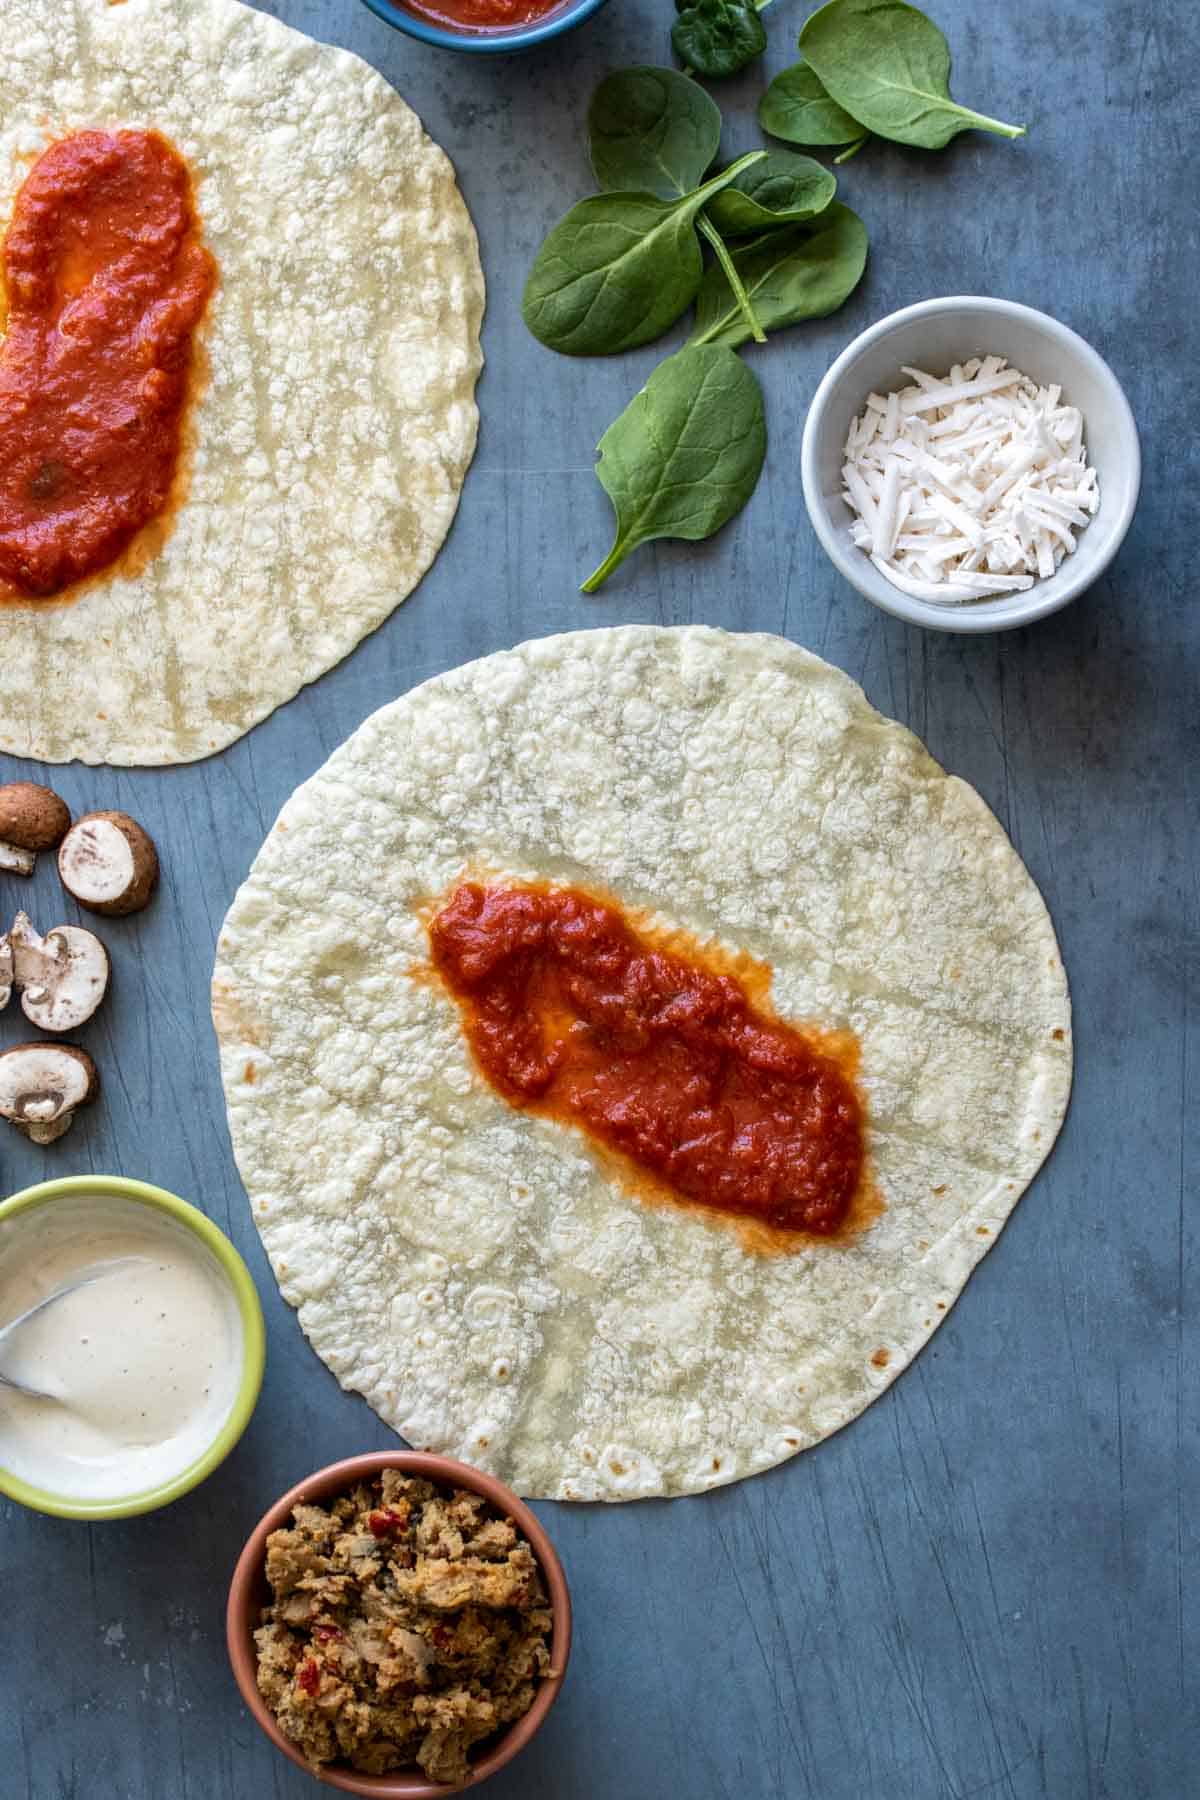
[1,2,1196,1796]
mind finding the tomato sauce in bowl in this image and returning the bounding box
[360,0,610,49]
[398,0,567,29]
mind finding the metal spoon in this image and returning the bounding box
[0,1258,144,1400]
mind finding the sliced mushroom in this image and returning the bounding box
[57,810,159,915]
[0,782,71,877]
[0,1042,98,1143]
[8,911,110,1032]
[0,934,11,1011]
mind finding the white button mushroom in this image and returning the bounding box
[0,1042,98,1143]
[57,810,159,915]
[6,911,110,1033]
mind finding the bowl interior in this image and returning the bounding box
[227,1452,571,1798]
[0,1175,265,1519]
[805,299,1140,633]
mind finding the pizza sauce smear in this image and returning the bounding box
[0,129,214,599]
[429,882,865,1238]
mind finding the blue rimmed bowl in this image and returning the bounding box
[360,0,611,53]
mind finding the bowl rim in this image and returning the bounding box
[800,294,1142,635]
[359,0,611,53]
[226,1450,572,1798]
[0,1174,266,1520]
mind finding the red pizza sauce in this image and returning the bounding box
[0,129,215,599]
[428,882,865,1236]
[398,0,567,32]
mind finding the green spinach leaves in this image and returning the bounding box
[690,202,868,348]
[524,65,868,589]
[588,66,721,199]
[672,0,768,82]
[705,151,837,236]
[758,62,867,156]
[582,346,766,592]
[522,152,764,356]
[772,1,1025,154]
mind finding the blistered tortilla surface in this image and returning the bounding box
[0,0,483,764]
[214,628,1072,1500]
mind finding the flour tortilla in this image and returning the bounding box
[0,0,483,765]
[214,627,1072,1500]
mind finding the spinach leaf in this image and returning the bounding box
[581,345,766,591]
[705,151,836,236]
[588,66,722,199]
[688,201,868,348]
[522,150,764,357]
[798,0,1025,148]
[758,61,867,148]
[672,0,767,82]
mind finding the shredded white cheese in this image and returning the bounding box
[840,357,1100,605]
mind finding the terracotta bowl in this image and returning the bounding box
[227,1452,571,1796]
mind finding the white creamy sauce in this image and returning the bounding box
[0,1197,243,1501]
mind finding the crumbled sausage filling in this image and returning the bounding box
[254,1472,554,1785]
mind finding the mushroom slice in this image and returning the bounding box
[0,782,71,878]
[0,932,11,1010]
[57,811,159,916]
[9,911,110,1033]
[0,1042,98,1143]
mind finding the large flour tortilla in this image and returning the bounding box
[0,0,483,765]
[214,628,1072,1500]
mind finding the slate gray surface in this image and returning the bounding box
[1,2,1196,1796]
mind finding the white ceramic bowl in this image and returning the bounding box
[800,296,1141,634]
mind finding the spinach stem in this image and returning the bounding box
[834,135,868,164]
[581,542,625,594]
[953,107,1025,139]
[697,215,767,345]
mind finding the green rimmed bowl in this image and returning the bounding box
[0,1175,265,1520]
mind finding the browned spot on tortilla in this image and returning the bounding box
[243,1060,257,1085]
[870,1347,890,1369]
[936,1300,946,1309]
[413,868,883,1259]
[1052,1027,1065,1041]
[917,1239,930,1251]
[976,1225,990,1236]
[932,1184,947,1196]
[1033,1129,1041,1141]
[212,979,262,1047]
